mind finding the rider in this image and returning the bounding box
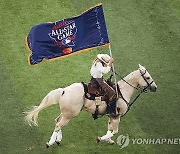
[90,54,117,113]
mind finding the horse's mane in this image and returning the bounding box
[117,70,139,87]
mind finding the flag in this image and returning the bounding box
[26,4,109,65]
[26,3,109,65]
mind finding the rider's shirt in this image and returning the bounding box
[90,61,111,78]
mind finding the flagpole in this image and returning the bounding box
[108,44,119,99]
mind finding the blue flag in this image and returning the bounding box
[26,4,109,65]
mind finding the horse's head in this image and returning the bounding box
[137,64,157,92]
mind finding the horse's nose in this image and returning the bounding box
[151,85,157,92]
[154,86,157,92]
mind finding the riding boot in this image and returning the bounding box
[106,99,117,115]
[95,78,116,105]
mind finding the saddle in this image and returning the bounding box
[82,76,115,102]
[81,76,120,120]
[81,82,104,101]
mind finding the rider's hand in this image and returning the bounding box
[108,58,114,67]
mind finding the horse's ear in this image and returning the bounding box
[138,64,143,69]
[138,64,146,72]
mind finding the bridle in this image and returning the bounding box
[139,69,154,92]
[114,69,155,117]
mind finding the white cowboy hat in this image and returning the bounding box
[97,54,111,64]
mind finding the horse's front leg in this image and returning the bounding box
[108,115,121,134]
[97,115,121,144]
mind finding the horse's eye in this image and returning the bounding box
[146,77,150,80]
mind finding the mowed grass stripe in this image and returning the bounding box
[0,0,179,153]
[0,0,76,153]
[65,0,159,153]
[0,60,54,154]
[73,0,179,153]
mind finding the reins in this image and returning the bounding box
[115,72,139,90]
[114,71,153,117]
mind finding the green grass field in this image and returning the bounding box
[0,0,180,153]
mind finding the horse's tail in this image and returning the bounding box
[24,88,64,126]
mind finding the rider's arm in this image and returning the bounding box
[96,62,111,74]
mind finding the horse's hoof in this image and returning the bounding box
[55,140,61,146]
[96,137,101,143]
[46,142,50,148]
[108,140,115,145]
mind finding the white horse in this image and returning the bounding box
[25,64,157,147]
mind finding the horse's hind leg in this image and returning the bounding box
[54,114,71,144]
[46,114,70,148]
[54,114,63,145]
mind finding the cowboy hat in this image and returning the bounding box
[97,54,111,64]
